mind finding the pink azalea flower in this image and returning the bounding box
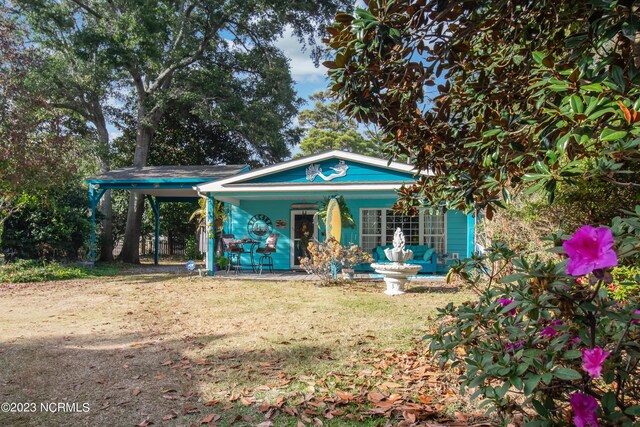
[563,226,618,276]
[632,310,640,324]
[581,347,610,378]
[505,340,525,351]
[540,326,558,337]
[570,393,599,427]
[498,298,516,315]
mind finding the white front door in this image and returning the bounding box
[290,210,318,269]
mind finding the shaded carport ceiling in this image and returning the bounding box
[86,164,249,199]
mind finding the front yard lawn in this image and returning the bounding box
[0,272,480,426]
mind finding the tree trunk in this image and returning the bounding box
[99,190,114,261]
[95,117,114,262]
[118,67,171,263]
[118,123,154,263]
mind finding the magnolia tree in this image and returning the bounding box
[325,0,640,218]
[324,0,640,425]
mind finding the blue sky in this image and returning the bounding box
[274,28,334,157]
[274,28,329,108]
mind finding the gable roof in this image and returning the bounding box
[195,150,426,193]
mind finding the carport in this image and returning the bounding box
[85,165,248,266]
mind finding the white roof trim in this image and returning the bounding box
[195,150,425,192]
[193,183,406,194]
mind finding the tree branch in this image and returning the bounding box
[128,64,148,96]
[171,1,197,52]
[67,0,103,19]
[50,100,93,122]
[148,15,226,94]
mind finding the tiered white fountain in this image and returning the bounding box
[371,228,421,295]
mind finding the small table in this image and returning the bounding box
[237,238,260,272]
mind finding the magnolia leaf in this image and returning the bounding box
[601,128,628,142]
[580,83,604,93]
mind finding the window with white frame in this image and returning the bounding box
[423,208,446,256]
[360,209,383,253]
[385,211,420,246]
[360,208,447,260]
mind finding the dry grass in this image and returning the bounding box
[0,272,472,426]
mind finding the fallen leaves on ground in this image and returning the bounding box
[153,341,493,426]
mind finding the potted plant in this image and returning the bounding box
[215,256,228,272]
[190,198,229,236]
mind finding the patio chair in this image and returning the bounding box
[222,234,245,274]
[255,233,279,274]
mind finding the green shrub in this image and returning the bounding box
[426,210,640,426]
[184,236,202,260]
[608,266,640,302]
[0,259,118,283]
[1,185,90,261]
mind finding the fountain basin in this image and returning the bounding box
[371,262,421,295]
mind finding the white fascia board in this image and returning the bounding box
[216,196,240,206]
[195,183,405,194]
[194,150,428,192]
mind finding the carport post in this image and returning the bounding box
[206,194,215,275]
[146,195,160,265]
[88,185,106,262]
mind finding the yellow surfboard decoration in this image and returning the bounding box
[325,197,342,243]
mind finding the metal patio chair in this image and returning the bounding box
[222,234,245,275]
[255,233,279,274]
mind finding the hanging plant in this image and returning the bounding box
[315,196,355,229]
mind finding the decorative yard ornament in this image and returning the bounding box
[306,160,349,181]
[325,197,342,243]
[384,228,414,263]
[371,228,421,295]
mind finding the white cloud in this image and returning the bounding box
[275,27,327,84]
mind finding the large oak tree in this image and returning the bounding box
[11,0,352,263]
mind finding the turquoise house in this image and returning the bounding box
[195,150,475,275]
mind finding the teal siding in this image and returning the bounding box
[466,213,475,257]
[246,159,415,184]
[227,200,293,271]
[446,210,468,264]
[223,197,471,273]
